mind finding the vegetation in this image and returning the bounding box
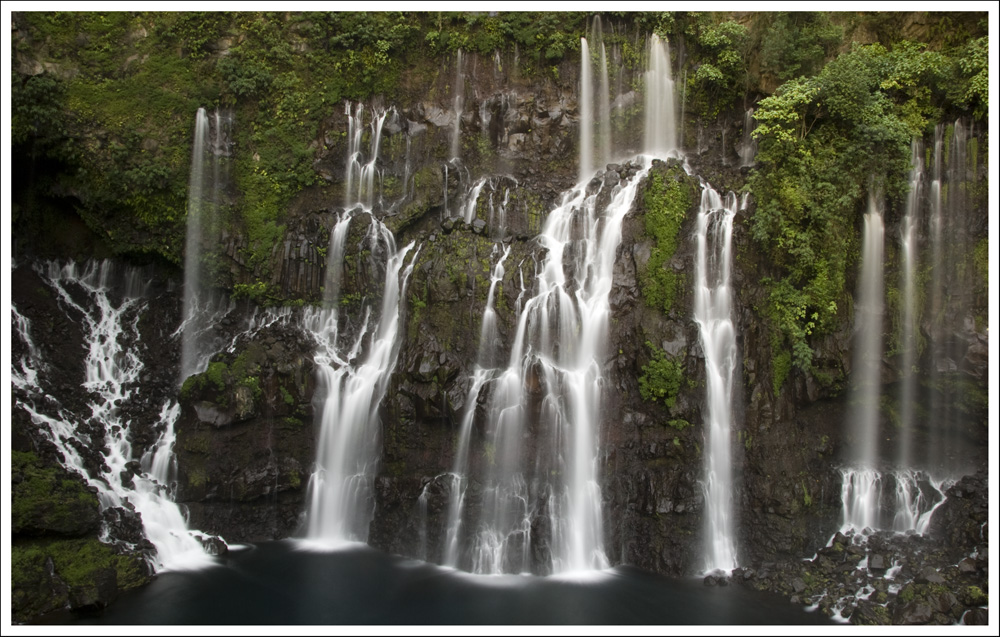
[747,33,987,373]
[639,164,695,315]
[638,341,684,408]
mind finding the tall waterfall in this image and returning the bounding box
[469,156,667,573]
[580,30,614,181]
[304,104,420,544]
[304,214,418,543]
[695,185,740,573]
[579,37,594,181]
[897,139,923,470]
[443,244,511,567]
[927,119,973,475]
[841,195,885,531]
[451,49,465,161]
[180,107,232,383]
[15,260,217,571]
[645,34,678,155]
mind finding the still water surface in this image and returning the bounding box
[67,541,833,625]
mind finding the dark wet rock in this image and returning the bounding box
[894,601,934,625]
[915,566,945,584]
[852,600,891,625]
[962,608,989,625]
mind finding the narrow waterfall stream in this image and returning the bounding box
[694,186,740,573]
[180,107,233,383]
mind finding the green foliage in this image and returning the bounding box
[759,12,842,81]
[639,341,684,408]
[955,36,988,120]
[772,348,792,397]
[640,166,693,314]
[667,418,691,431]
[688,19,750,117]
[747,40,967,372]
[801,480,812,507]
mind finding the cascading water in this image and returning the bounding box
[180,107,233,383]
[345,102,389,210]
[695,185,740,573]
[897,139,923,470]
[580,31,614,181]
[841,194,885,531]
[645,34,678,156]
[737,107,757,168]
[15,260,217,572]
[303,206,418,543]
[443,244,511,568]
[451,49,465,161]
[303,104,419,543]
[579,37,594,181]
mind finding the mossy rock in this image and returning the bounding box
[12,450,101,537]
[11,537,151,623]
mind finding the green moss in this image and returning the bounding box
[667,418,691,431]
[280,385,295,406]
[898,583,916,603]
[639,166,692,315]
[638,341,684,408]
[12,451,100,536]
[12,537,150,621]
[772,348,792,397]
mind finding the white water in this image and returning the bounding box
[737,107,757,168]
[180,108,232,383]
[853,196,885,467]
[451,50,465,161]
[898,139,923,469]
[695,185,740,573]
[304,213,418,543]
[598,42,612,170]
[18,260,216,571]
[579,37,594,182]
[443,244,511,567]
[645,34,678,156]
[839,467,950,535]
[345,102,388,209]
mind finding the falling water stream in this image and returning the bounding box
[695,186,740,573]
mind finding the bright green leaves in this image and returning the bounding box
[688,19,750,118]
[639,341,684,407]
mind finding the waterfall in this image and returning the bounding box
[598,43,612,169]
[898,139,923,470]
[443,244,511,567]
[579,37,594,181]
[451,50,465,161]
[16,260,217,572]
[180,108,232,383]
[927,120,973,475]
[345,102,389,210]
[644,34,677,156]
[842,195,884,530]
[737,107,757,168]
[695,185,740,573]
[303,213,418,544]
